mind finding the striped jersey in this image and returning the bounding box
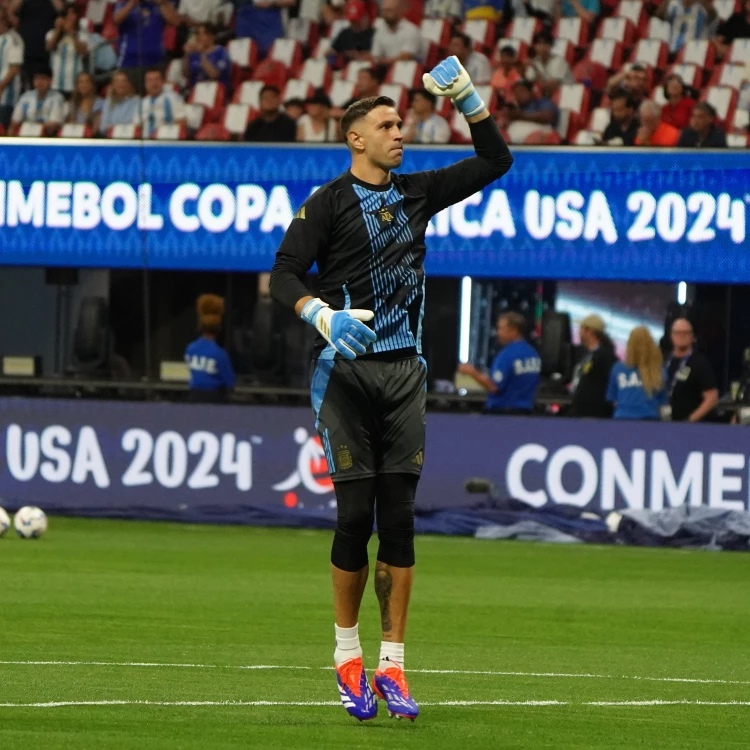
[666,0,712,52]
[45,29,90,94]
[138,88,186,136]
[12,89,65,124]
[0,30,24,108]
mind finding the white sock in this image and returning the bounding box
[334,623,362,666]
[378,641,404,672]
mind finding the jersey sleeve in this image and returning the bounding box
[490,351,511,394]
[408,116,514,217]
[269,187,335,311]
[606,366,618,403]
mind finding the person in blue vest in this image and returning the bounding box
[185,294,236,402]
[459,311,542,413]
[606,326,667,420]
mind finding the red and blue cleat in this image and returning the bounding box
[335,657,378,721]
[372,665,419,721]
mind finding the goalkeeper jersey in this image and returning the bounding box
[270,117,513,360]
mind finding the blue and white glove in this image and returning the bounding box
[301,298,377,360]
[422,55,486,118]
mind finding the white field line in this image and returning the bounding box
[0,699,749,709]
[0,661,748,687]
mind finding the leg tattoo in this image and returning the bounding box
[374,561,393,635]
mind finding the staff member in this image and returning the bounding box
[607,326,667,420]
[570,314,618,418]
[459,312,541,413]
[184,294,235,402]
[665,317,718,422]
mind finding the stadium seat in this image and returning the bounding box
[553,39,575,65]
[379,83,408,111]
[287,17,319,48]
[496,37,529,62]
[234,80,264,108]
[587,39,624,70]
[714,0,740,20]
[555,18,589,48]
[59,123,90,138]
[644,17,671,44]
[703,86,737,127]
[107,124,140,139]
[152,124,186,140]
[630,39,669,69]
[573,59,609,90]
[731,108,749,132]
[615,0,647,32]
[18,122,44,137]
[189,81,226,122]
[85,0,109,25]
[598,17,636,46]
[573,129,601,145]
[710,63,747,90]
[270,38,304,70]
[449,110,472,143]
[185,103,205,131]
[343,59,372,82]
[462,19,495,49]
[312,37,333,59]
[282,79,313,102]
[223,103,252,136]
[587,107,611,133]
[166,59,186,90]
[420,18,452,48]
[505,17,541,45]
[667,63,700,88]
[729,38,750,65]
[677,40,715,72]
[228,37,258,70]
[387,60,424,88]
[299,58,331,89]
[328,79,356,108]
[727,133,750,147]
[251,59,288,89]
[555,83,591,141]
[195,122,231,141]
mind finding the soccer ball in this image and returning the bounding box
[0,507,10,537]
[14,506,48,539]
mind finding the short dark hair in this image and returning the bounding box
[451,32,472,48]
[361,66,385,84]
[500,311,526,335]
[145,66,164,78]
[340,95,396,139]
[410,87,436,107]
[499,44,517,57]
[611,92,635,109]
[694,101,716,118]
[533,30,553,45]
[199,21,218,36]
[260,84,281,97]
[284,97,305,108]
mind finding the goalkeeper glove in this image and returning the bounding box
[300,298,377,360]
[422,56,486,118]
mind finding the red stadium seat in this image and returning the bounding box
[449,110,472,143]
[282,79,313,102]
[554,83,591,141]
[587,107,611,133]
[703,86,737,127]
[151,124,187,140]
[312,37,334,60]
[234,80,264,108]
[166,59,186,90]
[573,59,609,90]
[85,0,109,25]
[598,17,637,46]
[270,38,304,71]
[555,18,589,48]
[587,39,624,70]
[573,129,602,144]
[505,17,541,45]
[195,122,231,141]
[328,79,356,108]
[420,18,452,48]
[727,133,750,147]
[644,17,671,44]
[228,38,258,70]
[223,103,252,136]
[615,0,647,33]
[387,60,424,88]
[189,82,226,122]
[379,83,408,111]
[299,59,332,89]
[495,38,529,63]
[553,39,576,65]
[629,39,669,69]
[667,63,700,88]
[17,122,44,137]
[731,108,749,132]
[287,18,319,49]
[714,0,741,21]
[709,62,747,90]
[677,40,716,73]
[251,59,288,90]
[729,38,750,65]
[58,123,91,138]
[185,103,206,132]
[343,60,372,82]
[403,0,424,26]
[107,124,141,139]
[461,19,495,50]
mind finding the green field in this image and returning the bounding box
[1,518,750,749]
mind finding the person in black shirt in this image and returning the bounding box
[570,314,618,418]
[715,0,750,58]
[331,0,374,63]
[270,57,513,722]
[665,317,719,422]
[243,84,296,142]
[677,102,727,148]
[602,92,639,146]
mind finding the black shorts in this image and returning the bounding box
[310,356,427,482]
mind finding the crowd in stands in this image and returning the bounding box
[0,0,748,144]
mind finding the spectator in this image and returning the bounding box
[505,79,558,144]
[525,30,573,90]
[244,84,296,142]
[284,97,305,120]
[607,63,649,108]
[297,89,338,142]
[178,0,223,31]
[234,0,295,58]
[607,327,667,420]
[715,0,750,58]
[570,314,618,418]
[661,73,696,130]
[509,0,554,23]
[557,0,599,23]
[448,32,491,85]
[10,65,64,135]
[370,0,422,66]
[331,66,383,118]
[88,29,119,79]
[677,101,728,147]
[602,92,639,146]
[458,312,542,414]
[185,294,235,403]
[491,45,522,102]
[9,0,60,81]
[138,66,186,137]
[665,317,718,422]
[183,22,230,89]
[635,100,680,146]
[463,0,504,22]
[331,0,374,62]
[98,69,139,134]
[402,88,450,143]
[657,0,716,54]
[0,6,24,129]
[424,0,462,20]
[45,4,89,95]
[113,0,180,93]
[64,71,103,128]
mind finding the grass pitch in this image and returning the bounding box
[1,518,750,749]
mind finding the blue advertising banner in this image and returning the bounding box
[0,398,748,529]
[0,141,749,281]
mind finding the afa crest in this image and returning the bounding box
[377,206,394,223]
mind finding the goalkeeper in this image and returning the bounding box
[269,57,513,722]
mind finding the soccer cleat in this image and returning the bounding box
[372,665,419,721]
[335,657,378,721]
